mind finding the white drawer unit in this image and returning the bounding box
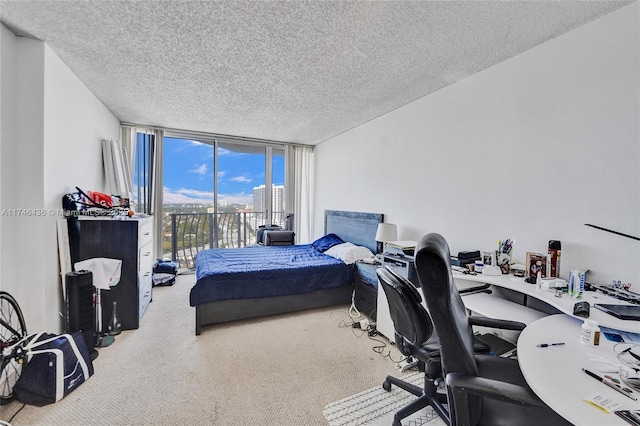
[139,219,153,248]
[138,270,153,318]
[138,233,154,318]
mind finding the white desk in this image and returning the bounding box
[518,314,640,425]
[454,272,640,333]
[461,292,547,325]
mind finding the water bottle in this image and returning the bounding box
[568,271,575,297]
[569,270,585,298]
[108,301,121,336]
[547,240,561,278]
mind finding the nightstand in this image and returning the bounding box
[354,261,379,320]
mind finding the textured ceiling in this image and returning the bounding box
[0,1,633,145]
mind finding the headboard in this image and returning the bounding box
[324,210,384,254]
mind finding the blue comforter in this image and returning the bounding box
[189,244,354,306]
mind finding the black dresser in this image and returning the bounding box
[67,217,154,330]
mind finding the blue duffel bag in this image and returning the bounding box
[14,331,94,406]
[153,259,179,275]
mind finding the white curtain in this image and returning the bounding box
[120,127,136,194]
[102,138,133,200]
[286,145,314,243]
[120,126,164,258]
[151,130,164,258]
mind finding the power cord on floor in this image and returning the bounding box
[348,289,362,320]
[368,331,407,364]
[6,402,26,424]
[333,307,370,333]
[352,321,408,364]
[333,307,407,364]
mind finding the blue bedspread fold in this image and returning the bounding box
[189,244,354,306]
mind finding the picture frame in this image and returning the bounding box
[526,252,547,278]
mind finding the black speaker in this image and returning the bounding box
[65,270,96,349]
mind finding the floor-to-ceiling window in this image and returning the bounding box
[161,137,214,263]
[216,141,265,249]
[161,136,286,268]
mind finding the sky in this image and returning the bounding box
[161,137,284,206]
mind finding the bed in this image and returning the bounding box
[190,210,383,335]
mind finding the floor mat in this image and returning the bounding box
[322,372,446,426]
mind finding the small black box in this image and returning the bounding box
[457,250,481,260]
[573,301,590,318]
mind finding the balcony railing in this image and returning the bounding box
[167,211,287,269]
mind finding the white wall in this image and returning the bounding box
[0,24,17,309]
[1,27,45,328]
[1,25,120,333]
[314,3,639,286]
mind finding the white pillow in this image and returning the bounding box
[324,242,375,265]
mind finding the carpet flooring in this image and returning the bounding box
[1,274,413,425]
[323,372,447,426]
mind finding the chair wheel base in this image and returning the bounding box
[382,380,392,392]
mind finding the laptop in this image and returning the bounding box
[594,304,640,321]
[476,333,516,356]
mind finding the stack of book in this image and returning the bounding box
[450,250,481,268]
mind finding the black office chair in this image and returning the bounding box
[414,233,572,426]
[376,266,450,425]
[377,266,496,425]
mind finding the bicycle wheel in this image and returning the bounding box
[0,292,26,349]
[0,348,26,405]
[0,291,27,405]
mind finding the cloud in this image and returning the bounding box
[217,147,247,157]
[230,175,252,183]
[162,187,252,206]
[162,187,213,204]
[190,164,207,176]
[218,193,252,205]
[171,139,210,152]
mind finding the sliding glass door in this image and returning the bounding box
[161,136,286,267]
[215,142,265,248]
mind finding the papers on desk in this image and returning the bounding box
[601,326,640,344]
[584,393,623,413]
[387,240,417,250]
[385,240,417,257]
[587,353,624,370]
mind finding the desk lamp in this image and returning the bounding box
[375,223,398,259]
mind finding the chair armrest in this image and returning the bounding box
[446,373,544,407]
[446,372,546,425]
[469,316,526,331]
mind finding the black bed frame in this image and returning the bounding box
[194,210,383,335]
